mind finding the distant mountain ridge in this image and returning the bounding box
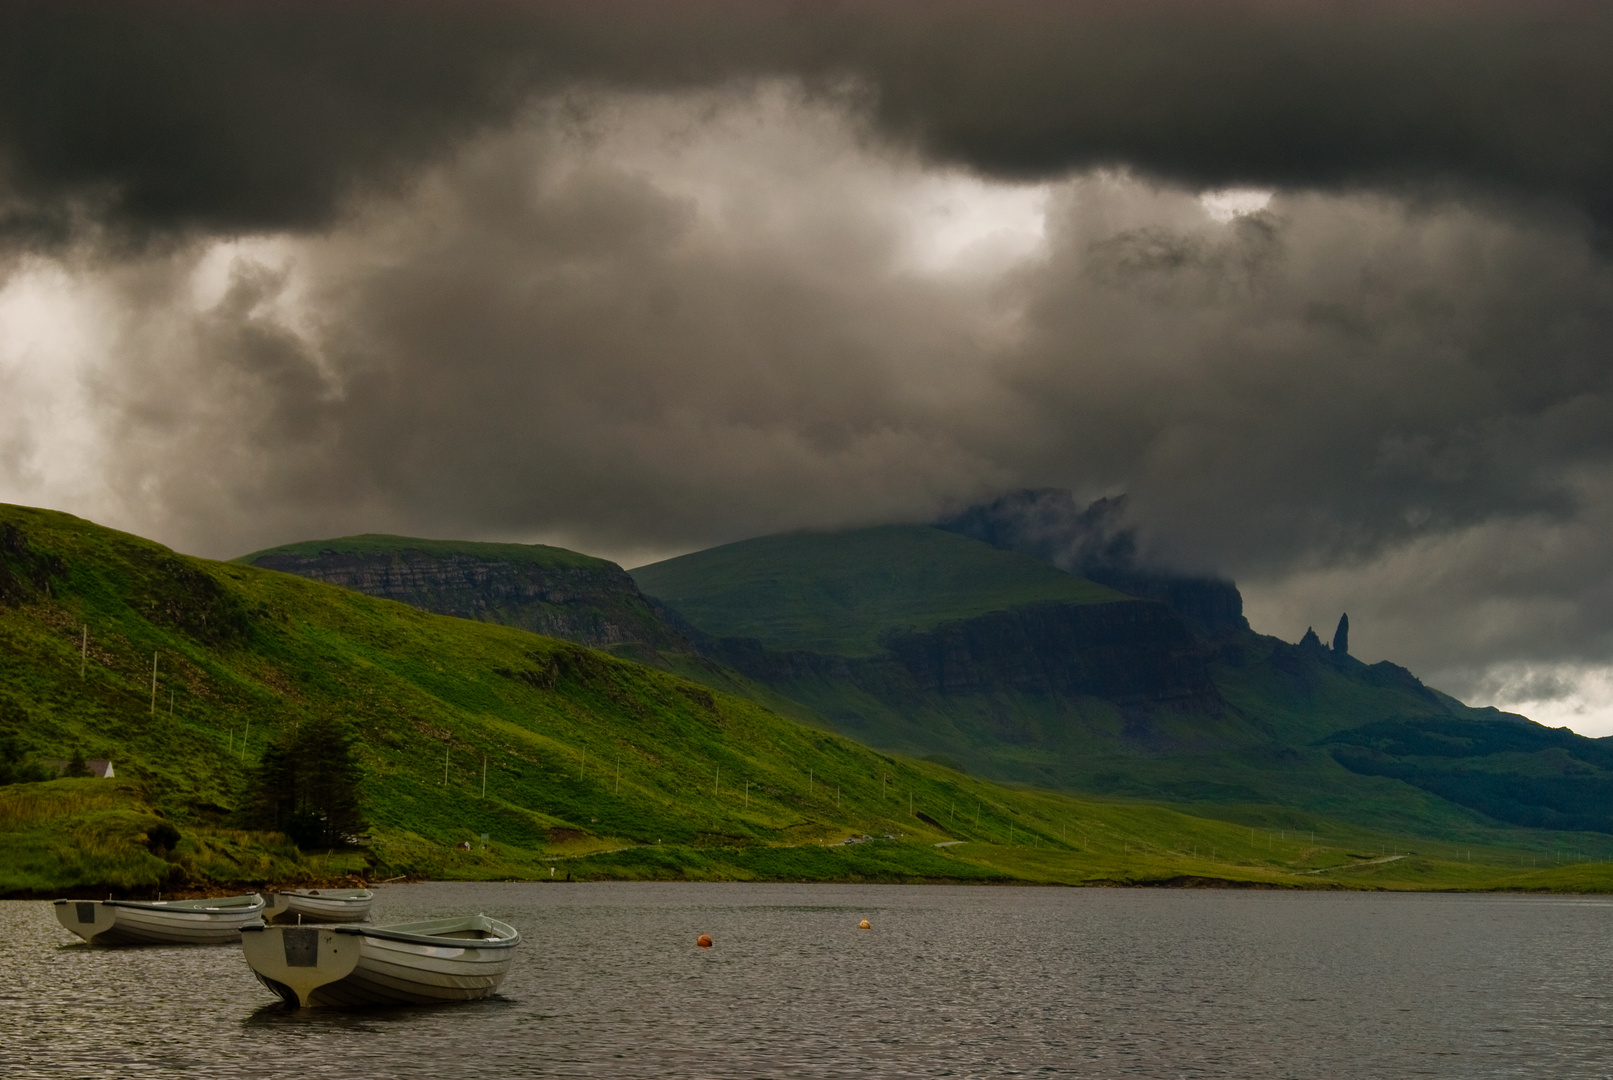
[628,523,1293,765]
[232,498,1613,843]
[239,534,687,655]
[630,525,1128,656]
[935,489,1248,639]
[630,500,1613,840]
[11,500,1613,897]
[634,524,1226,753]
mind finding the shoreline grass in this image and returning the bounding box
[10,774,1613,896]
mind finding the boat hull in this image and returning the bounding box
[54,895,266,945]
[241,920,518,1007]
[264,889,373,924]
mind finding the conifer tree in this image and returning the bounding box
[0,732,52,785]
[246,716,367,848]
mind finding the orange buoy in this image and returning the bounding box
[858,919,872,930]
[696,934,713,948]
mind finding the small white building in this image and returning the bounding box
[46,759,115,778]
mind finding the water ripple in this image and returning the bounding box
[2,885,1610,1078]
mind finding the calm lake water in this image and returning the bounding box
[2,883,1610,1078]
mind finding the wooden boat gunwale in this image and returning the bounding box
[273,888,374,901]
[93,894,265,914]
[330,914,520,949]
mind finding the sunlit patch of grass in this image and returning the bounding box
[172,827,306,884]
[0,779,131,830]
[0,779,174,892]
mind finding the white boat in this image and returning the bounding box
[263,888,374,924]
[240,915,520,1007]
[53,894,265,945]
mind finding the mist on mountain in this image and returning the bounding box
[936,489,1248,638]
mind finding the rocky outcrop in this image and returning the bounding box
[250,547,688,651]
[1268,624,1447,708]
[1332,613,1350,655]
[1083,570,1248,640]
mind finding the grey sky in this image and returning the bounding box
[1,2,1610,730]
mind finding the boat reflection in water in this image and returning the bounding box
[240,915,520,1008]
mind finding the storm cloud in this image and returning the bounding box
[1,2,1611,729]
[5,2,1613,232]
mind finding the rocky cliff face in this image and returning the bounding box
[665,595,1223,722]
[1079,570,1247,640]
[883,600,1218,704]
[250,547,687,651]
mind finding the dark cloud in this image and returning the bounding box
[77,93,1010,554]
[1002,182,1613,576]
[855,2,1613,222]
[4,2,1613,234]
[1,4,1612,726]
[62,102,1610,613]
[0,2,540,233]
[985,179,1613,689]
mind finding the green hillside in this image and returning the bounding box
[630,522,1613,845]
[5,503,1611,896]
[631,525,1126,655]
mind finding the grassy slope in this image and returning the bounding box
[747,660,1540,842]
[4,503,1610,895]
[631,525,1127,655]
[0,778,305,895]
